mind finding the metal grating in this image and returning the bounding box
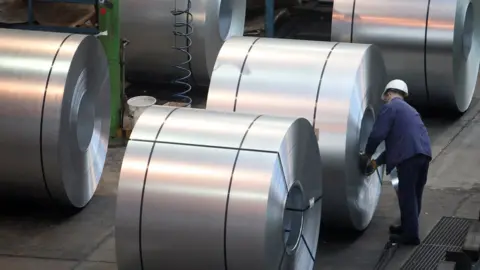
[401,217,474,270]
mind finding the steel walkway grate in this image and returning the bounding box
[401,217,474,270]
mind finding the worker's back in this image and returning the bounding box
[384,97,432,172]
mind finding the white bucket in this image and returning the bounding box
[127,96,157,126]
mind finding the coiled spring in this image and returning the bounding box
[171,0,193,106]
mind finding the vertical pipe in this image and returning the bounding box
[265,0,274,37]
[28,0,33,24]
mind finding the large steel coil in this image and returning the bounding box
[331,0,480,112]
[116,106,322,270]
[0,29,110,209]
[207,37,387,231]
[120,0,246,86]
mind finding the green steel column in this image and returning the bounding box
[99,0,121,137]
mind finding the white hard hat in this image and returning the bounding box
[382,79,409,98]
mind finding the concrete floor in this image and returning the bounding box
[0,95,480,269]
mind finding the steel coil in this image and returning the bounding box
[207,37,387,230]
[331,0,480,112]
[0,29,110,209]
[116,106,322,270]
[120,0,246,86]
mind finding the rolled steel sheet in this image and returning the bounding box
[120,0,246,86]
[0,29,110,208]
[207,36,387,230]
[331,0,480,112]
[116,106,322,270]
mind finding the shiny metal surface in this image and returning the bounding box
[207,37,387,230]
[116,106,322,270]
[427,0,480,110]
[331,0,480,111]
[120,0,246,86]
[0,29,110,208]
[389,168,399,195]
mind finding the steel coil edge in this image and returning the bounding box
[315,42,386,230]
[426,0,480,111]
[43,34,110,208]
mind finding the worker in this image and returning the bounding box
[359,79,432,246]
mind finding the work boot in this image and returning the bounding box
[389,234,420,246]
[389,224,403,234]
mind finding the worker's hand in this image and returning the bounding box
[359,152,370,167]
[359,152,371,172]
[359,152,377,176]
[365,159,378,176]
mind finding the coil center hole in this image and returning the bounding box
[358,107,375,153]
[76,93,95,152]
[219,0,233,40]
[283,182,305,255]
[462,2,474,60]
[70,69,94,152]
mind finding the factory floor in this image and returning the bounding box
[0,94,480,270]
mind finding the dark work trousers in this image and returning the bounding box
[396,154,430,239]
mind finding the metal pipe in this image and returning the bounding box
[331,0,480,112]
[115,106,323,270]
[120,0,246,87]
[0,29,110,209]
[265,0,275,37]
[247,0,299,10]
[207,37,387,231]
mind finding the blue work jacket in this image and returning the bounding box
[365,97,432,174]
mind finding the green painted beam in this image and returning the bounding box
[98,0,121,138]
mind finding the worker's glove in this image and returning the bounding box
[359,152,377,176]
[359,152,370,169]
[365,159,378,176]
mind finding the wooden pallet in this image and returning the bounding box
[0,0,28,24]
[0,0,96,27]
[33,1,96,27]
